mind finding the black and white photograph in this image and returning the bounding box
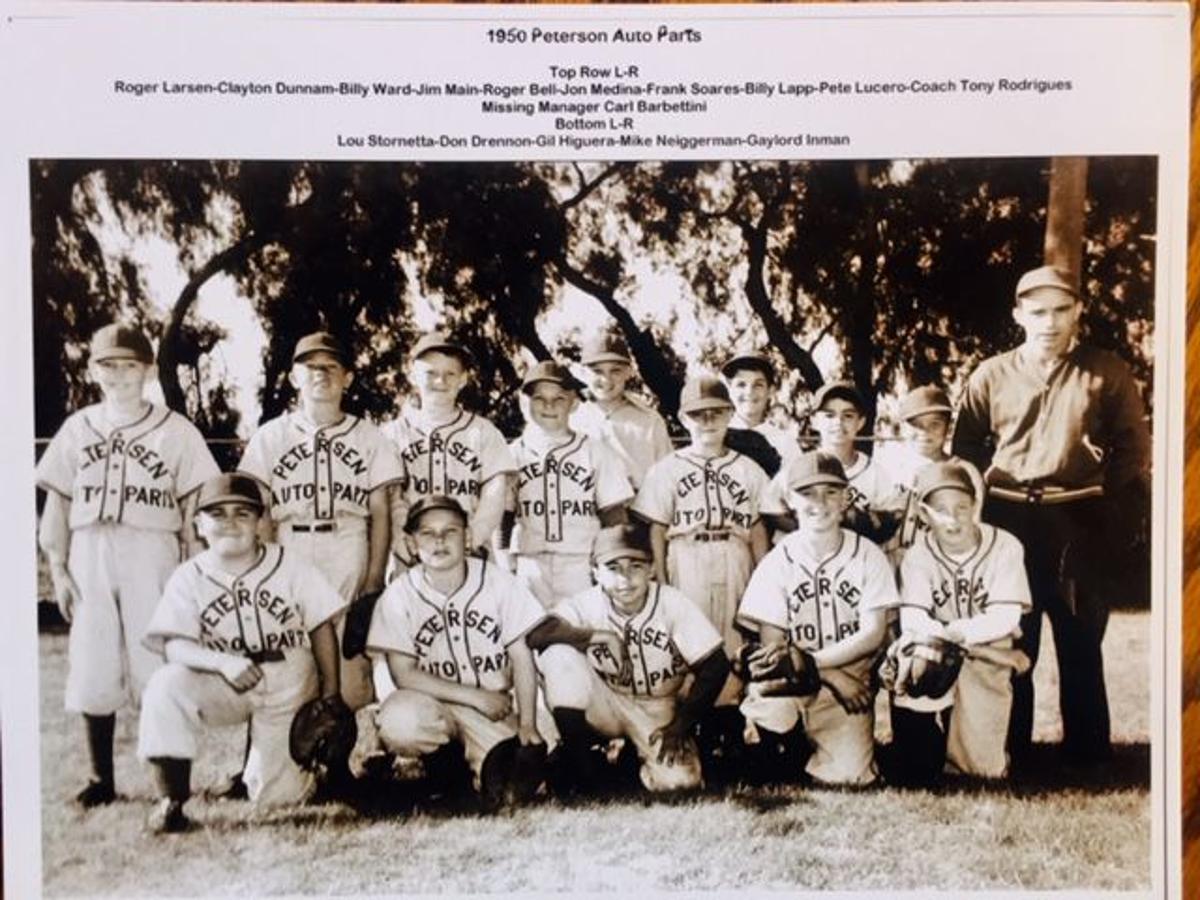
[28,154,1158,894]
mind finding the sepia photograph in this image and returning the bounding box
[28,155,1158,895]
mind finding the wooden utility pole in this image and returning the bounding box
[1043,157,1088,282]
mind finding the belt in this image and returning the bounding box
[246,649,285,664]
[988,485,1104,505]
[289,522,335,533]
[689,531,731,543]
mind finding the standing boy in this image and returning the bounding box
[737,451,896,786]
[500,360,633,608]
[238,331,401,710]
[528,524,729,794]
[366,496,547,810]
[36,323,219,807]
[721,350,803,469]
[137,474,344,832]
[886,462,1031,782]
[570,331,672,491]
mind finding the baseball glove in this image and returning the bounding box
[289,695,357,773]
[879,634,965,700]
[342,589,382,660]
[737,641,822,697]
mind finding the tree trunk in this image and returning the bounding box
[1044,157,1088,282]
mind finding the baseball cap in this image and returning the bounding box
[580,332,632,366]
[898,385,953,421]
[293,331,349,366]
[521,360,584,395]
[196,473,265,513]
[90,324,154,364]
[591,524,653,566]
[1015,265,1079,301]
[783,451,848,491]
[914,461,976,503]
[679,376,734,415]
[812,381,866,414]
[403,495,469,533]
[409,330,472,366]
[720,350,776,384]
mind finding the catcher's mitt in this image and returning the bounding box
[737,641,822,697]
[289,695,357,772]
[342,590,382,660]
[879,634,965,700]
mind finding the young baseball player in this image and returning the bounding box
[238,331,403,711]
[366,496,548,810]
[499,360,633,609]
[383,331,515,562]
[569,331,673,491]
[888,462,1031,782]
[737,451,896,786]
[721,350,802,468]
[883,385,985,566]
[137,474,344,833]
[632,376,771,688]
[35,323,219,807]
[528,524,730,795]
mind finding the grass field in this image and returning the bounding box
[38,612,1152,895]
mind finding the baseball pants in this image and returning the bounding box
[666,535,752,706]
[66,524,179,715]
[983,496,1112,764]
[137,652,318,807]
[376,689,517,788]
[539,645,701,791]
[740,660,876,786]
[515,552,593,610]
[277,521,373,711]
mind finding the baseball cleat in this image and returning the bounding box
[147,799,192,835]
[75,778,116,808]
[204,772,248,801]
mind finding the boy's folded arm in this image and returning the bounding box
[808,606,888,671]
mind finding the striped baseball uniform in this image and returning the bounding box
[633,449,770,663]
[737,529,898,784]
[137,544,345,806]
[539,582,722,791]
[35,403,219,714]
[239,410,403,709]
[896,524,1031,776]
[366,557,546,778]
[570,393,671,491]
[509,431,634,608]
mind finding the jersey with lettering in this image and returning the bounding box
[633,449,770,540]
[510,431,634,555]
[899,524,1032,624]
[143,543,344,658]
[571,393,671,490]
[382,405,516,516]
[238,412,402,524]
[554,582,722,699]
[841,451,903,519]
[366,557,544,692]
[737,529,898,650]
[35,403,219,531]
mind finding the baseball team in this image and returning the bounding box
[35,263,1151,834]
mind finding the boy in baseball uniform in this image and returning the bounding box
[528,524,730,795]
[137,473,344,833]
[721,350,803,469]
[366,496,547,810]
[570,331,672,491]
[883,385,985,567]
[238,331,402,711]
[737,451,896,786]
[35,323,219,807]
[887,462,1031,782]
[383,331,515,561]
[498,360,633,609]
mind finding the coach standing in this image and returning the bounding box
[952,265,1150,771]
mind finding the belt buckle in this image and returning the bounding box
[1026,486,1044,504]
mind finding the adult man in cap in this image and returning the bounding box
[238,331,403,711]
[952,264,1151,769]
[570,330,673,491]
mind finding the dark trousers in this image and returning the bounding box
[983,496,1112,765]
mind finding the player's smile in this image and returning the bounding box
[196,502,261,559]
[728,372,770,424]
[813,400,863,447]
[528,383,576,434]
[791,484,845,531]
[412,352,468,411]
[586,361,631,403]
[921,487,977,553]
[904,413,950,459]
[595,557,650,614]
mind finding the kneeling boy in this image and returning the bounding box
[137,474,344,833]
[529,524,729,794]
